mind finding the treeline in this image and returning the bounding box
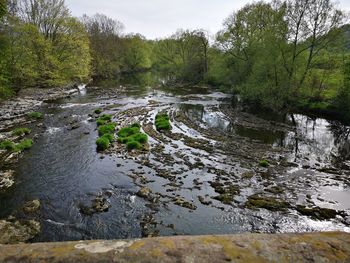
[1,0,350,121]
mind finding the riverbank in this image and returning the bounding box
[0,232,349,262]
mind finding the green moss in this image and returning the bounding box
[15,139,33,151]
[12,128,31,136]
[96,119,107,126]
[117,123,148,151]
[126,140,142,150]
[101,133,114,143]
[0,140,16,151]
[296,205,338,220]
[259,160,269,167]
[117,126,140,138]
[99,114,112,122]
[96,137,110,151]
[27,112,43,119]
[94,108,102,114]
[245,195,290,211]
[98,123,116,136]
[155,113,171,131]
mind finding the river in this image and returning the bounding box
[1,77,349,242]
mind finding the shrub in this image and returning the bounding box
[155,113,171,131]
[12,128,31,136]
[98,123,116,136]
[0,140,16,151]
[94,108,102,114]
[27,112,43,119]
[96,137,110,151]
[126,140,142,150]
[259,160,269,167]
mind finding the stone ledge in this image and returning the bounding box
[0,232,350,262]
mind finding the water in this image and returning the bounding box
[1,80,349,242]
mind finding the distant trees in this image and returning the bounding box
[0,0,91,99]
[216,0,346,111]
[153,29,209,84]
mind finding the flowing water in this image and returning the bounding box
[1,77,350,242]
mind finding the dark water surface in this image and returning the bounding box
[1,80,349,242]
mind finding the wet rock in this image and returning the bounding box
[245,195,290,211]
[0,219,40,244]
[136,187,152,199]
[296,205,341,220]
[79,196,111,215]
[317,167,342,175]
[198,196,212,206]
[67,123,80,130]
[23,200,40,214]
[0,170,15,190]
[173,197,197,210]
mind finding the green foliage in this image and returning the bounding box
[259,160,269,167]
[155,113,171,131]
[126,140,142,150]
[0,0,6,19]
[12,127,31,136]
[27,112,43,119]
[101,133,115,143]
[98,123,116,136]
[96,114,112,126]
[96,136,110,151]
[0,139,33,152]
[94,108,102,114]
[0,140,15,151]
[117,123,148,151]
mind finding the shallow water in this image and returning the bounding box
[1,81,350,242]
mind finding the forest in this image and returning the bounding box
[0,0,350,122]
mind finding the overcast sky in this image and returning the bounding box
[65,0,350,40]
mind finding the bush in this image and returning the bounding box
[259,160,269,167]
[12,128,31,136]
[96,137,110,151]
[98,123,116,136]
[0,140,16,151]
[94,108,102,114]
[155,113,171,131]
[27,112,43,119]
[126,140,142,150]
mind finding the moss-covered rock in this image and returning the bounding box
[155,113,171,131]
[245,194,290,211]
[296,205,339,220]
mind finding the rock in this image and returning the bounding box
[23,200,40,213]
[296,205,342,220]
[173,197,197,210]
[79,196,111,215]
[245,195,290,211]
[0,170,15,191]
[136,187,152,199]
[0,219,40,244]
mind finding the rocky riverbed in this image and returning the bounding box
[0,83,349,243]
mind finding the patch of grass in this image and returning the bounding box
[155,113,171,131]
[101,133,114,143]
[117,123,148,151]
[0,139,33,152]
[16,139,33,151]
[98,123,116,136]
[99,114,112,122]
[96,119,107,126]
[27,112,43,119]
[245,195,290,211]
[126,140,142,150]
[0,140,16,151]
[94,108,102,114]
[12,128,31,136]
[259,160,269,167]
[96,137,110,151]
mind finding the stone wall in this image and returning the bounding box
[0,232,349,262]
